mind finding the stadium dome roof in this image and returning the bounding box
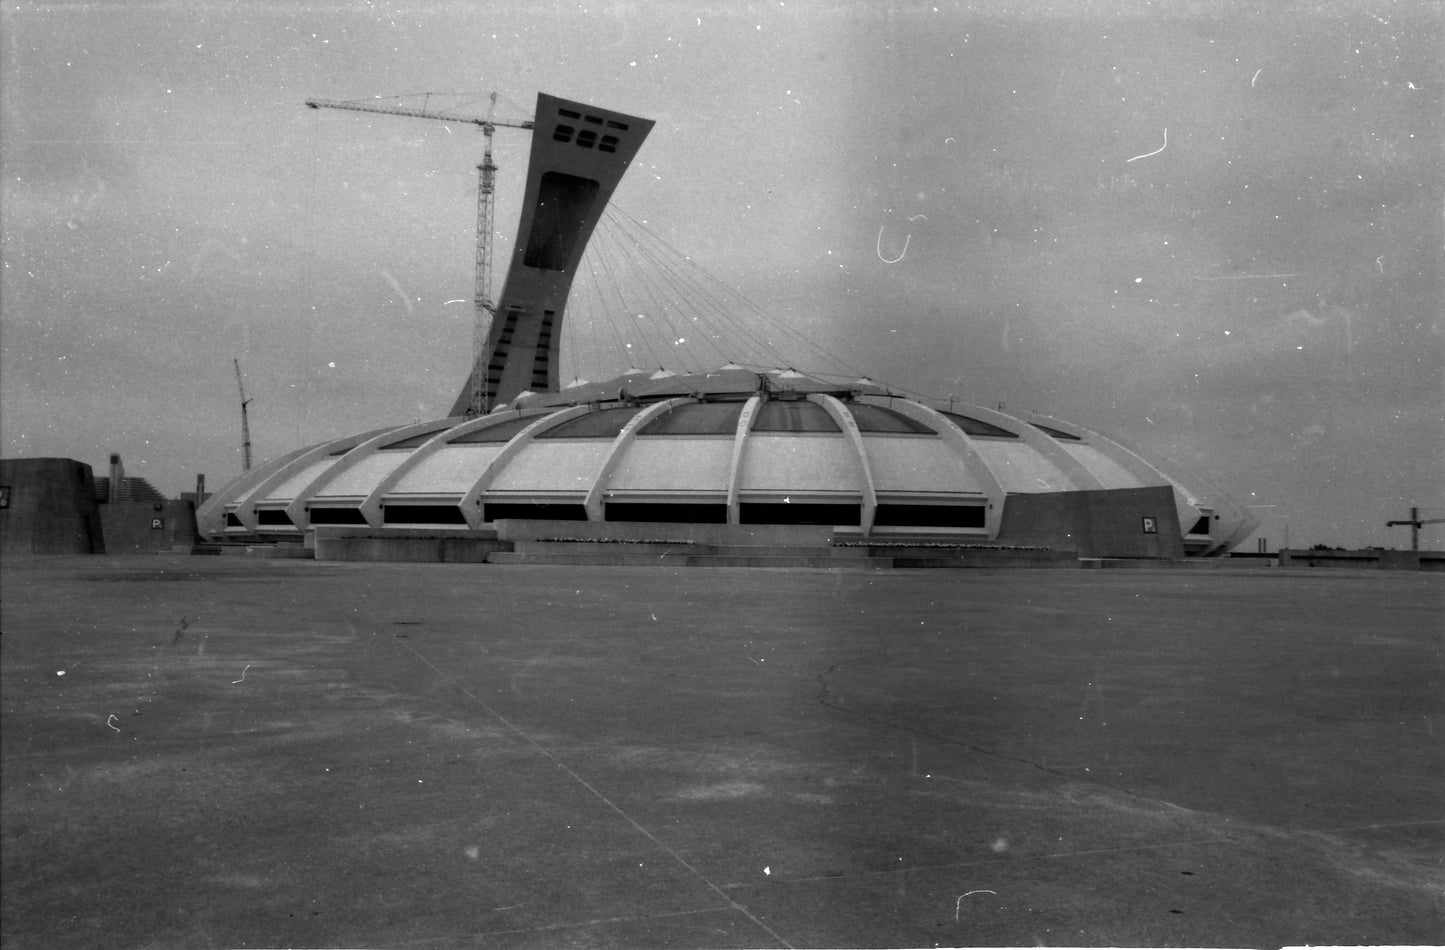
[197,366,1253,556]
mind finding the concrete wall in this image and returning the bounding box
[98,500,198,554]
[312,527,509,563]
[0,458,106,556]
[997,485,1186,559]
[310,521,837,562]
[1279,549,1445,572]
[492,518,836,546]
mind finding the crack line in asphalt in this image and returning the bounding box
[815,657,1148,800]
[449,906,742,941]
[394,637,794,949]
[725,835,1235,889]
[1302,818,1445,834]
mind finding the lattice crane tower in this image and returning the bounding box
[304,93,534,416]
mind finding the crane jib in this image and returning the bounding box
[304,93,540,418]
[303,98,534,131]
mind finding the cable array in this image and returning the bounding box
[561,205,871,387]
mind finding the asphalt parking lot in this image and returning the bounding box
[2,555,1441,948]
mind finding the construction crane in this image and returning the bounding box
[305,94,535,416]
[233,358,253,472]
[1386,507,1445,551]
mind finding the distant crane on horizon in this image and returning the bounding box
[304,93,535,417]
[1386,507,1445,551]
[233,358,253,472]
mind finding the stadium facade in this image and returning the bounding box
[197,94,1255,558]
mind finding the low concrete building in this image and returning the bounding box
[0,455,197,557]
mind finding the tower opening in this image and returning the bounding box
[523,173,600,270]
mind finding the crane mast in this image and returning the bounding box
[233,358,253,472]
[305,94,534,417]
[471,93,499,417]
[1386,507,1445,551]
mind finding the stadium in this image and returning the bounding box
[197,93,1255,560]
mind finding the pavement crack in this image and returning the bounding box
[395,635,797,949]
[448,906,742,942]
[814,656,1147,800]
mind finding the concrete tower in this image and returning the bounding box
[448,93,655,416]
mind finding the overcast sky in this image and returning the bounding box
[3,0,1441,549]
